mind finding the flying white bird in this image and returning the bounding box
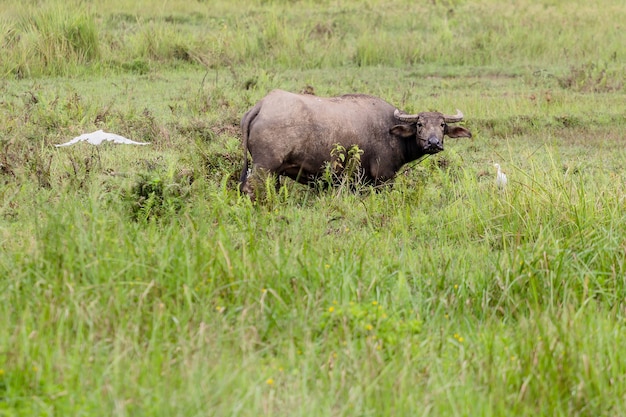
[55,130,150,147]
[494,163,507,189]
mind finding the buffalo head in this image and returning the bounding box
[391,109,472,154]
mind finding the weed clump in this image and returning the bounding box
[0,141,53,188]
[558,61,624,93]
[122,172,192,221]
[319,143,366,192]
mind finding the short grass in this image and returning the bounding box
[1,0,626,416]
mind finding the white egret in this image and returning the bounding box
[494,163,507,189]
[55,130,150,147]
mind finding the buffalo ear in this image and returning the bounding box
[390,124,416,139]
[445,125,472,138]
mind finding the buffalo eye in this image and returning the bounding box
[440,122,446,128]
[417,122,423,128]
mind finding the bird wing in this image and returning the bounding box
[100,131,150,145]
[55,130,150,147]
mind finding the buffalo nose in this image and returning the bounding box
[428,137,440,147]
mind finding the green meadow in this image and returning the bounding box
[1,0,625,415]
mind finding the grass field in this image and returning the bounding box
[1,0,626,415]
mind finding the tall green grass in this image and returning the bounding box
[1,0,625,78]
[2,140,626,414]
[1,4,100,77]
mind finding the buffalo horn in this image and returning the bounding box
[393,109,418,122]
[443,109,464,123]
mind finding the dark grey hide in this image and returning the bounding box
[239,89,471,197]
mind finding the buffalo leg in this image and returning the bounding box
[241,165,280,201]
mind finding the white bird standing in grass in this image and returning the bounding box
[494,163,507,189]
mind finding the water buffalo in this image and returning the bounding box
[239,89,471,197]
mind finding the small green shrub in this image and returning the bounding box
[122,172,191,221]
[121,58,150,74]
[320,143,366,193]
